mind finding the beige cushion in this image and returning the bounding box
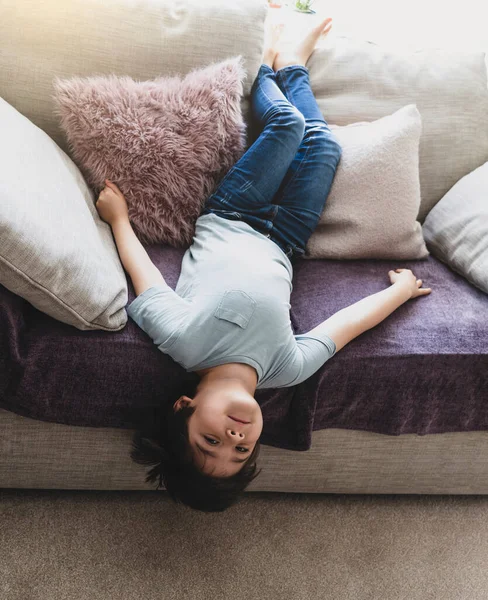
[422,161,488,295]
[305,104,429,260]
[0,97,128,331]
[0,0,267,157]
[306,37,488,222]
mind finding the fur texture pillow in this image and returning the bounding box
[52,56,247,246]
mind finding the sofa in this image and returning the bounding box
[1,0,488,494]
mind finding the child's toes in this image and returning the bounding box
[274,23,285,39]
[269,22,285,49]
[320,22,333,37]
[315,16,332,31]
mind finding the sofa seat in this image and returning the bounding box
[1,243,487,451]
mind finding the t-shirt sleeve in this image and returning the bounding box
[126,284,191,352]
[259,323,337,389]
[291,331,336,386]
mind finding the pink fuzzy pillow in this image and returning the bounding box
[52,56,247,247]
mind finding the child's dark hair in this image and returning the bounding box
[130,376,263,512]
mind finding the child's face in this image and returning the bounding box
[174,382,263,478]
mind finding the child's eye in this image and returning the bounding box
[204,436,248,453]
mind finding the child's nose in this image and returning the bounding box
[228,429,244,437]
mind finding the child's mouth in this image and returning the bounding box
[229,416,250,424]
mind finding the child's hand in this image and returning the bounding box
[96,179,129,226]
[388,268,432,299]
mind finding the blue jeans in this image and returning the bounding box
[201,63,342,261]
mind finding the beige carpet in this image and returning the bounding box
[1,490,487,599]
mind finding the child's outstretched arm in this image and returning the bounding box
[270,268,432,388]
[96,179,167,296]
[319,269,432,353]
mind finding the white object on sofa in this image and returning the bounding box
[305,104,429,260]
[0,97,128,331]
[422,161,488,295]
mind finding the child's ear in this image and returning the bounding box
[173,395,193,411]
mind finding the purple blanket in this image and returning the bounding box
[1,245,487,450]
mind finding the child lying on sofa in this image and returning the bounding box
[95,17,431,512]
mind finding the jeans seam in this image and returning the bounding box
[277,69,294,107]
[277,135,313,199]
[258,70,285,124]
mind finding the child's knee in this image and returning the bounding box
[306,126,342,161]
[271,104,305,139]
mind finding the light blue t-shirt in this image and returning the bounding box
[127,213,336,389]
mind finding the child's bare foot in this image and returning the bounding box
[273,17,333,71]
[263,21,285,68]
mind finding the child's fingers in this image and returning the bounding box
[105,179,123,196]
[105,179,119,191]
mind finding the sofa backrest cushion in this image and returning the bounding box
[307,37,488,222]
[0,0,267,156]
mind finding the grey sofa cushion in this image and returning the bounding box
[422,161,488,295]
[0,97,128,331]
